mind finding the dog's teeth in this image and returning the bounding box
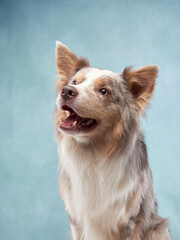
[81,119,94,127]
[89,119,94,124]
[86,119,94,126]
[72,121,77,127]
[81,119,95,127]
[81,122,85,126]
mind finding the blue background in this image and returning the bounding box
[0,0,179,239]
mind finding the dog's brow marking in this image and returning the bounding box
[75,72,85,84]
[94,77,107,90]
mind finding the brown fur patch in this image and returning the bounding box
[73,72,85,84]
[123,65,158,112]
[107,120,124,157]
[56,43,89,78]
[56,42,89,91]
[94,77,107,90]
[126,187,141,215]
[89,114,124,158]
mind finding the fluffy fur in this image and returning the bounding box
[55,41,171,240]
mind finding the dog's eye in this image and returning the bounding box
[99,88,109,95]
[73,80,78,85]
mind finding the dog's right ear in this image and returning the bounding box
[56,41,89,79]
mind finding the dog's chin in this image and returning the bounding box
[59,105,98,135]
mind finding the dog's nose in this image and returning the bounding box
[60,86,78,100]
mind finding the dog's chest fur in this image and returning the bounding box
[59,136,139,236]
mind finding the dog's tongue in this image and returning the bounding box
[60,112,97,131]
[60,113,84,130]
[63,114,81,126]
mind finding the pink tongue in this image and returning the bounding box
[63,114,84,127]
[64,115,77,126]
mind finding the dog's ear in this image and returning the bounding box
[123,65,159,112]
[56,41,89,78]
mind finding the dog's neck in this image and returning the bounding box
[60,116,145,170]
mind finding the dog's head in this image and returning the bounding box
[55,41,158,143]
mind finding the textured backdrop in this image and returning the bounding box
[0,0,180,239]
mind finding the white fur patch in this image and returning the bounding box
[59,131,138,240]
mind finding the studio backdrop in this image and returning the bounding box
[0,0,179,239]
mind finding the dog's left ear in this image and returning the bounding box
[123,65,159,112]
[56,41,89,79]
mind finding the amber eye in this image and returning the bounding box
[99,88,109,95]
[73,80,78,85]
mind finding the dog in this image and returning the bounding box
[55,41,171,240]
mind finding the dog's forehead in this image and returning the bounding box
[75,67,120,86]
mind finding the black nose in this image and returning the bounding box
[60,86,78,100]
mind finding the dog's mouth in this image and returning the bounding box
[60,105,98,132]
